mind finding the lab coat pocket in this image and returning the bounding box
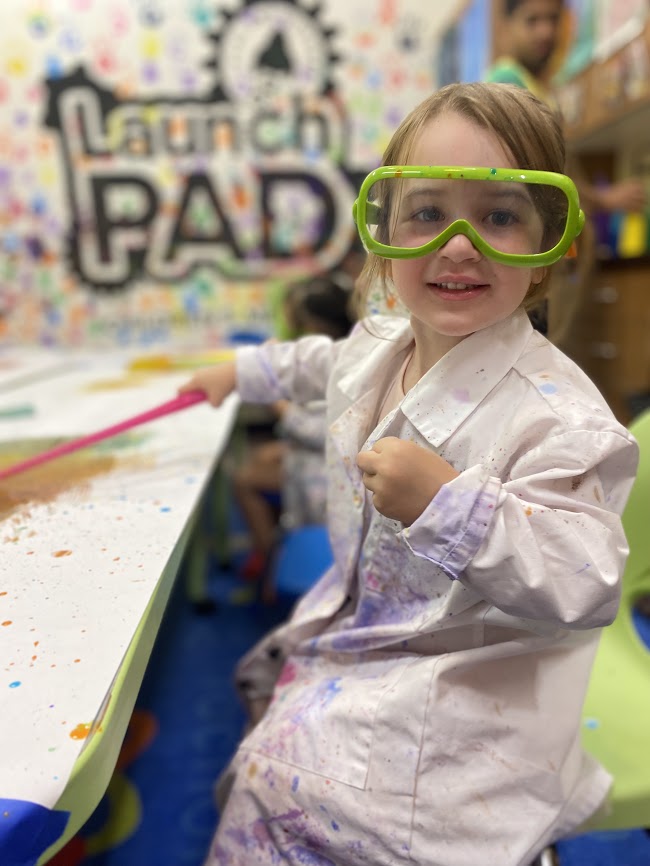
[244,652,420,791]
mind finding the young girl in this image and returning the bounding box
[182,82,638,866]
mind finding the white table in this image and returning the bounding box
[0,347,238,865]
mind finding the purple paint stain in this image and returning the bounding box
[225,826,251,849]
[251,818,272,848]
[291,775,300,792]
[287,847,336,866]
[267,808,304,824]
[452,387,471,402]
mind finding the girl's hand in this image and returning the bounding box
[178,361,237,407]
[357,437,459,526]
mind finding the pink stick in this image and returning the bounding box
[0,390,206,482]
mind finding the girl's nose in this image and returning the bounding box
[438,231,481,262]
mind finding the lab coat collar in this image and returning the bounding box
[338,310,535,449]
[336,316,415,404]
[402,310,534,447]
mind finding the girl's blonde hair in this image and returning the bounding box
[354,82,567,316]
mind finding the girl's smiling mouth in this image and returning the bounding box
[428,279,490,298]
[432,281,487,290]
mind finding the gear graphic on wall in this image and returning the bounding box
[205,0,340,102]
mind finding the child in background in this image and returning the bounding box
[181,82,638,866]
[234,274,356,590]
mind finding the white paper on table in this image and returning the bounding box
[0,351,238,809]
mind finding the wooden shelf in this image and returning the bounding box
[557,18,650,151]
[570,260,650,424]
[598,255,650,271]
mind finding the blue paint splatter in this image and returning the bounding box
[584,717,600,730]
[317,677,342,707]
[292,776,300,792]
[160,506,171,512]
[8,681,21,688]
[538,383,558,395]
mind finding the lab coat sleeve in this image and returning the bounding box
[278,402,326,450]
[401,428,639,629]
[235,334,346,405]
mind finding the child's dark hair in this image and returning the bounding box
[504,0,524,14]
[285,274,356,340]
[504,0,563,14]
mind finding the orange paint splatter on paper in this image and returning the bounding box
[53,550,72,558]
[0,438,152,521]
[0,441,116,519]
[69,722,92,740]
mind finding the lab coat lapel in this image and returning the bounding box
[400,310,534,448]
[331,316,414,469]
[326,319,413,594]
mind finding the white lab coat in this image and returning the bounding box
[278,401,328,528]
[205,310,638,866]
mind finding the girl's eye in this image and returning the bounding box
[488,209,518,228]
[412,206,443,223]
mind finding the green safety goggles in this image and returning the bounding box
[352,166,585,267]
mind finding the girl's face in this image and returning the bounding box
[389,112,546,347]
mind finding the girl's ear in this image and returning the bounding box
[531,266,548,286]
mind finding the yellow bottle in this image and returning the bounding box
[617,211,647,258]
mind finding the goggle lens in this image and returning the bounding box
[365,176,569,257]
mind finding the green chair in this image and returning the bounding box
[581,409,650,830]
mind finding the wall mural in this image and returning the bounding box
[0,0,443,348]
